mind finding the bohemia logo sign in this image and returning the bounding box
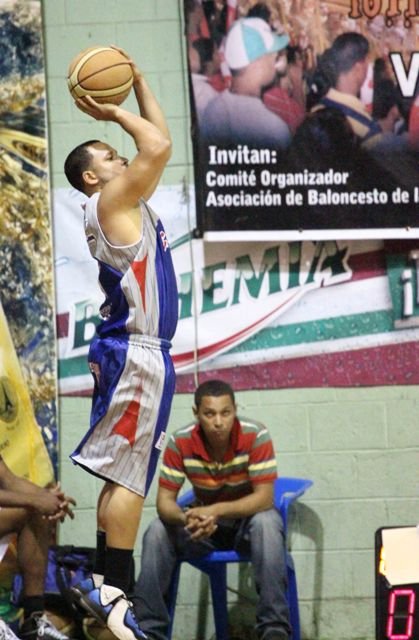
[171,240,351,370]
[65,240,352,372]
[350,1,419,97]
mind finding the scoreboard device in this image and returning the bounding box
[375,526,419,640]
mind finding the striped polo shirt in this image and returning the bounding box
[159,417,277,504]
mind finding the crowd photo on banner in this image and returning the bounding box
[184,0,419,233]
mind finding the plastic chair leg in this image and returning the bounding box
[208,565,229,640]
[286,554,300,640]
[167,564,181,640]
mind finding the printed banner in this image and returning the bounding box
[0,0,58,473]
[0,302,54,486]
[54,187,419,396]
[184,0,419,238]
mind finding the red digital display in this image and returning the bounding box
[386,589,415,639]
[375,528,419,640]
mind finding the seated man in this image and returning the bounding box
[134,380,291,640]
[0,456,75,640]
[312,32,381,146]
[200,17,291,149]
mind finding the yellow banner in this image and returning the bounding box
[0,301,54,487]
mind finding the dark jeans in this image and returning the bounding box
[133,509,291,640]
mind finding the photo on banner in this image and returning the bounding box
[184,0,419,239]
[0,0,58,475]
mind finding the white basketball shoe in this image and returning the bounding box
[70,573,104,612]
[78,585,147,640]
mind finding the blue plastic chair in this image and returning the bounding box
[167,476,313,640]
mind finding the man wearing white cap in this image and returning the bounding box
[200,17,291,149]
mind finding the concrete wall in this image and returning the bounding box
[42,2,419,639]
[57,386,419,640]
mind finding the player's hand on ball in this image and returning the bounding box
[110,45,143,85]
[75,96,119,121]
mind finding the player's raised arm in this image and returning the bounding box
[111,46,171,145]
[109,46,171,200]
[74,96,170,220]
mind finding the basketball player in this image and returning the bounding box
[63,48,178,640]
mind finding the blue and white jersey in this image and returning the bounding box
[84,192,178,342]
[72,193,178,497]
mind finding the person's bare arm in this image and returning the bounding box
[112,46,171,143]
[0,459,47,497]
[185,482,274,541]
[0,459,76,520]
[130,69,171,200]
[75,97,170,213]
[156,486,187,526]
[110,47,172,200]
[156,485,218,541]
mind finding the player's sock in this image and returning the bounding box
[104,547,134,593]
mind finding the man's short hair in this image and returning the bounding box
[192,38,215,74]
[330,32,369,76]
[64,140,100,193]
[372,79,400,119]
[194,380,235,407]
[247,3,272,22]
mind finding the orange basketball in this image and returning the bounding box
[67,46,133,106]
